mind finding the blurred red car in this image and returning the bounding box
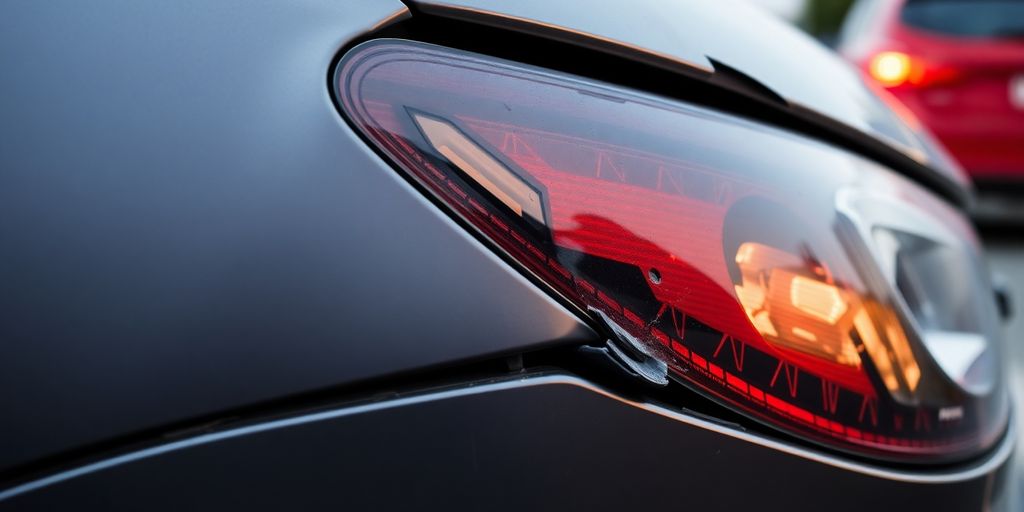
[838,0,1024,191]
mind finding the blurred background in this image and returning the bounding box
[752,0,1024,499]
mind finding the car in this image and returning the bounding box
[0,0,1014,510]
[837,0,1024,222]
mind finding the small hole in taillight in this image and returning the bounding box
[648,268,662,285]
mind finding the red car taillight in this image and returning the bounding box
[336,40,1008,463]
[867,51,962,89]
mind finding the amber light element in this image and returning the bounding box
[790,276,848,324]
[733,242,921,400]
[734,242,860,367]
[854,305,921,401]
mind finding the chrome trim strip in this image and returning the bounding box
[0,374,1014,500]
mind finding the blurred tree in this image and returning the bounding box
[800,0,856,43]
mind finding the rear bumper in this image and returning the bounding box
[1,373,1014,511]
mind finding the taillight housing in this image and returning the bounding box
[335,40,1008,463]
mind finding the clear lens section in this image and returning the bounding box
[836,187,1001,397]
[337,40,1008,462]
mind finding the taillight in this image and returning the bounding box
[866,51,961,88]
[336,40,1008,463]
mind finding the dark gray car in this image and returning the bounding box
[0,0,1014,510]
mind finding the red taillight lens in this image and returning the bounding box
[337,40,1007,463]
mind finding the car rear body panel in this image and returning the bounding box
[0,0,593,473]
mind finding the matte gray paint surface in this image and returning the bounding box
[0,0,593,471]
